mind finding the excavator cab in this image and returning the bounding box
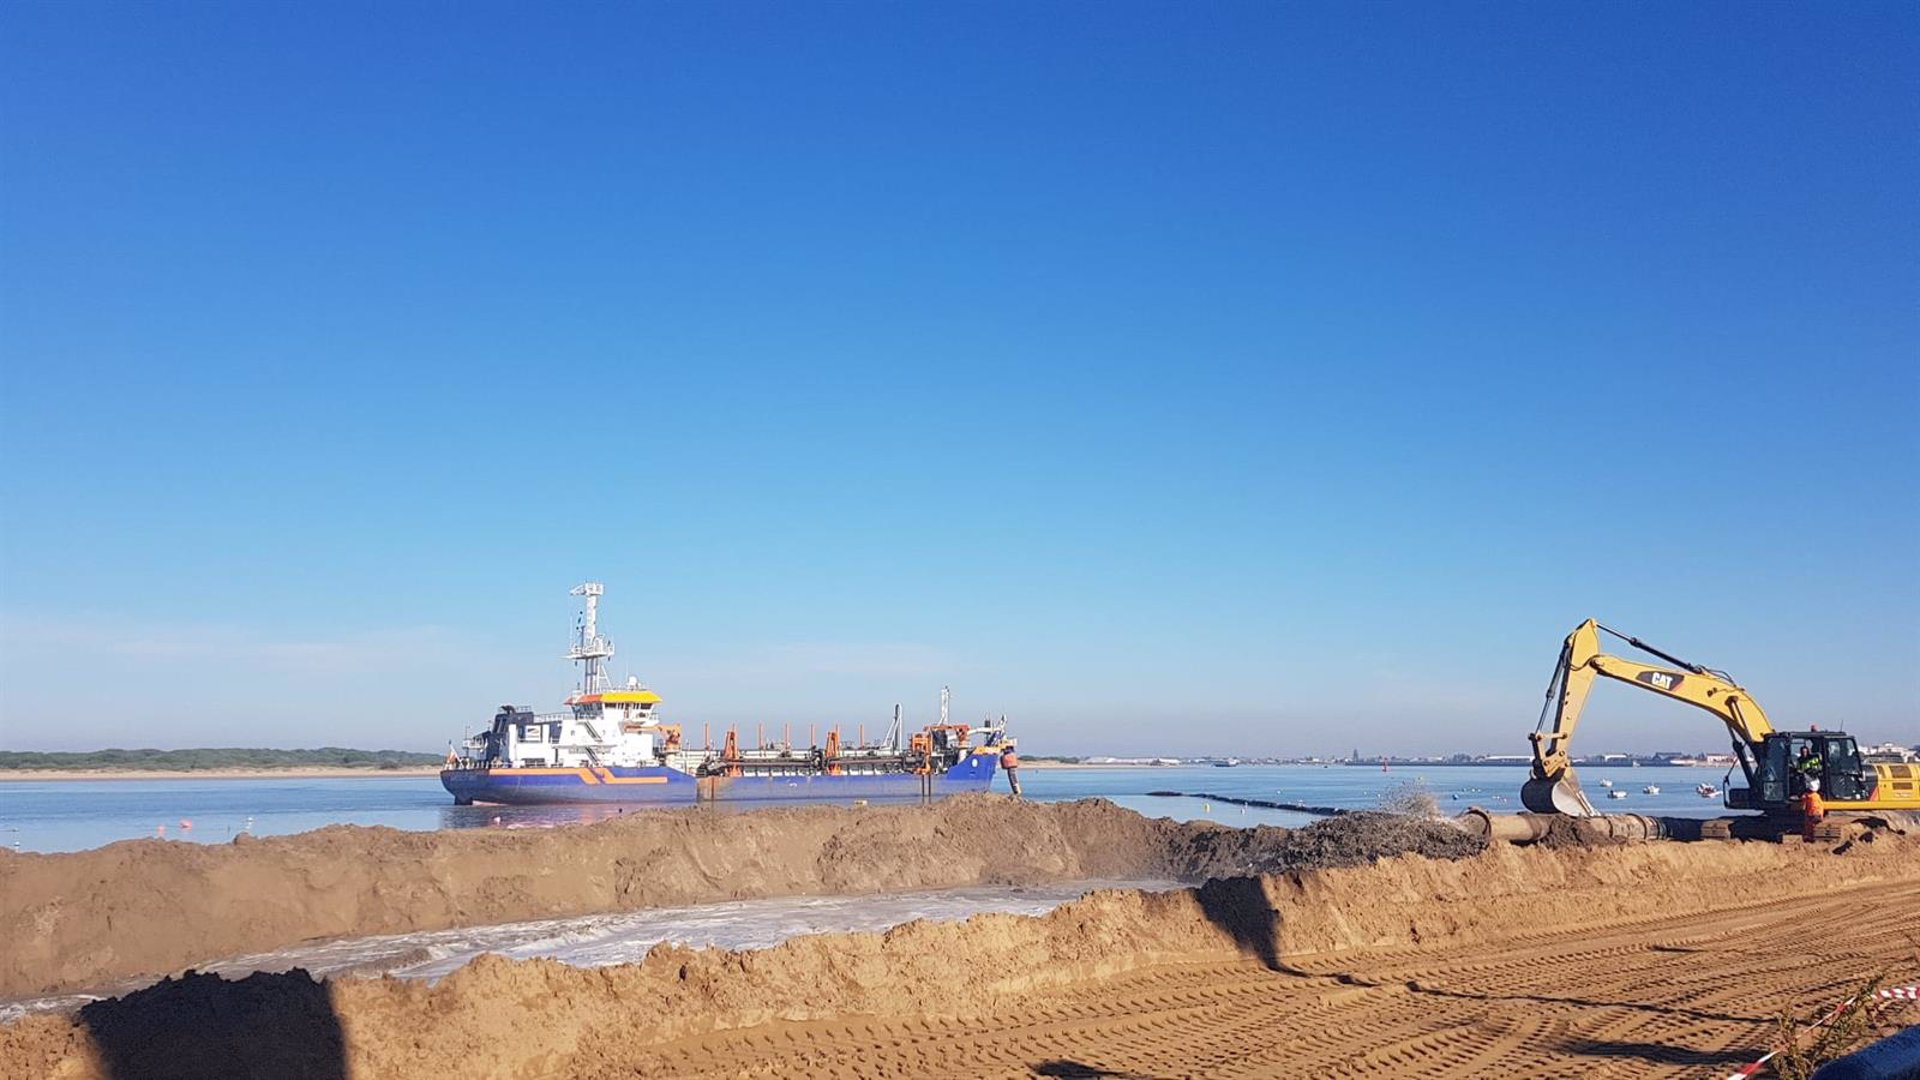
[1731,732,1874,812]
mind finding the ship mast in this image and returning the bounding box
[568,582,614,695]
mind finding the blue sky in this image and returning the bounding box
[2,3,1915,756]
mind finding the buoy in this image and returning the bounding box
[491,815,503,825]
[155,824,166,836]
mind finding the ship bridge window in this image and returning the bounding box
[549,724,562,743]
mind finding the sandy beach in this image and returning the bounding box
[0,767,444,782]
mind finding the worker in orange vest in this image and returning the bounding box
[1000,743,1022,797]
[1802,788,1826,839]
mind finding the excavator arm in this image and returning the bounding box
[1523,619,1775,816]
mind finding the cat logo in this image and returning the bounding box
[1636,671,1684,692]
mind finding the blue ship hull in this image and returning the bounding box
[441,751,999,806]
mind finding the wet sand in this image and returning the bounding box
[0,798,1476,1001]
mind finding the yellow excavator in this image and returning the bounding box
[1522,619,1920,820]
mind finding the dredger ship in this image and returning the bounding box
[441,583,1005,806]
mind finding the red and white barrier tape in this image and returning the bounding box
[1725,986,1919,1079]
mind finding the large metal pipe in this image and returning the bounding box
[1463,808,1918,846]
[1456,807,1549,843]
[1577,813,1666,842]
[1456,809,1672,844]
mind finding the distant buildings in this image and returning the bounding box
[1863,742,1917,763]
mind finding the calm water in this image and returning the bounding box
[0,764,1739,853]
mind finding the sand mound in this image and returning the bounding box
[0,797,1480,1001]
[4,831,1913,1080]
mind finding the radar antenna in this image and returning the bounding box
[567,582,614,694]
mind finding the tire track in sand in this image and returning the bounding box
[611,876,1920,1080]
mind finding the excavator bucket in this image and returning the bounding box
[1521,769,1600,816]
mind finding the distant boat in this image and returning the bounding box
[1641,784,1660,795]
[1214,758,1241,768]
[1599,778,1614,788]
[1696,783,1720,798]
[1607,790,1629,800]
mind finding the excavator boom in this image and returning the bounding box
[1523,620,1775,816]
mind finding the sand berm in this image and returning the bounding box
[0,796,1474,1001]
[3,797,1916,1079]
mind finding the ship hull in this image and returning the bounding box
[441,753,999,806]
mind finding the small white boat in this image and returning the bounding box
[1607,790,1628,799]
[1599,778,1614,788]
[1641,784,1660,795]
[1696,783,1720,798]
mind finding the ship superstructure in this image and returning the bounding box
[441,583,1006,806]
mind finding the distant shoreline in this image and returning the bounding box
[0,766,444,782]
[1017,761,1172,770]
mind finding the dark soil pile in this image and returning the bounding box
[1165,811,1486,880]
[1531,814,1630,849]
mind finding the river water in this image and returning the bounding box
[0,763,1738,854]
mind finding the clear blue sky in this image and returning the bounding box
[2,3,1915,756]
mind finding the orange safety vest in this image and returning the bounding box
[1000,750,1019,770]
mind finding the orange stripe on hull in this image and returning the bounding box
[481,767,671,785]
[592,769,668,785]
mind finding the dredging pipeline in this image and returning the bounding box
[1146,791,1346,817]
[1457,808,1920,844]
